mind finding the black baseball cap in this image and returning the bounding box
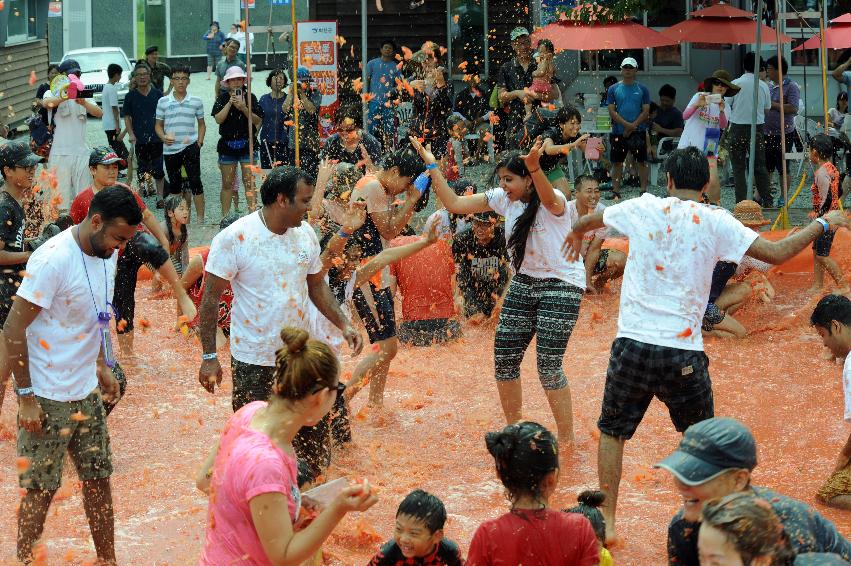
[655,417,757,486]
[89,146,127,168]
[145,46,159,55]
[58,59,81,75]
[0,141,45,170]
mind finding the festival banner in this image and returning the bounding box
[297,20,339,140]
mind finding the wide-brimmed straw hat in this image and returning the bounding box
[732,200,770,227]
[704,69,740,97]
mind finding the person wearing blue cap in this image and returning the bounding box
[283,67,322,177]
[42,58,103,213]
[656,417,851,566]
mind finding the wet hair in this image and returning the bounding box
[555,105,582,125]
[171,64,191,77]
[574,174,598,192]
[743,52,764,73]
[659,83,676,100]
[396,489,447,533]
[766,55,789,75]
[327,162,363,200]
[107,64,123,79]
[88,185,143,226]
[664,146,710,192]
[809,133,834,160]
[335,105,363,128]
[266,67,288,88]
[537,39,554,53]
[381,144,426,179]
[163,194,188,248]
[701,493,796,566]
[565,490,606,544]
[260,165,313,206]
[272,327,340,400]
[485,421,558,503]
[496,152,536,271]
[811,294,851,331]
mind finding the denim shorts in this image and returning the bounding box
[218,150,259,165]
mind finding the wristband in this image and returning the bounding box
[337,229,351,239]
[816,217,830,234]
[425,163,438,170]
[528,167,541,174]
[202,352,218,361]
[16,387,34,397]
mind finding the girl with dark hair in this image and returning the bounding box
[197,327,378,564]
[161,194,190,276]
[345,144,427,407]
[258,68,290,171]
[466,422,599,565]
[410,66,454,159]
[565,490,614,566]
[413,136,587,446]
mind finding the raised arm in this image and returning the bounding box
[409,136,490,215]
[523,138,564,216]
[746,212,849,264]
[318,200,366,272]
[562,212,606,262]
[355,221,439,287]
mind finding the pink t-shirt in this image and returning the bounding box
[200,401,302,565]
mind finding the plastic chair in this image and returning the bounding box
[649,137,680,186]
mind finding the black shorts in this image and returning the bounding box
[398,318,461,346]
[814,228,837,257]
[593,248,611,275]
[105,130,129,164]
[765,131,802,173]
[136,142,165,180]
[352,285,397,343]
[598,337,714,440]
[610,134,647,163]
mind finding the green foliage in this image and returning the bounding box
[555,0,667,25]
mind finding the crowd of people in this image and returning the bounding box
[5,25,851,566]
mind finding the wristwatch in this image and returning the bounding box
[202,352,218,361]
[16,387,34,397]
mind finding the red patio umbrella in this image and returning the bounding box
[531,7,676,50]
[792,13,851,50]
[663,3,792,44]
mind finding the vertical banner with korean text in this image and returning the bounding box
[297,21,338,141]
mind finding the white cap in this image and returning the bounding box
[620,57,639,69]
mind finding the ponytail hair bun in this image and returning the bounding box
[281,327,309,355]
[577,490,605,509]
[484,421,558,503]
[273,326,340,401]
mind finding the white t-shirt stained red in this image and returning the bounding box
[603,194,758,350]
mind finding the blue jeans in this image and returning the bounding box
[368,98,395,146]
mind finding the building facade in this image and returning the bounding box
[1,0,52,129]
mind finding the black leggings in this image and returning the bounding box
[164,143,203,196]
[113,232,170,333]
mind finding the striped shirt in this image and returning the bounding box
[155,93,204,155]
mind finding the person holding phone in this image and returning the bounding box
[678,69,739,205]
[212,66,263,216]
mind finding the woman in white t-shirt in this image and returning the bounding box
[678,70,739,205]
[411,136,585,447]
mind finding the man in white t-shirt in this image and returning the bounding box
[43,59,104,212]
[563,145,850,544]
[811,294,851,510]
[102,63,130,173]
[5,186,141,564]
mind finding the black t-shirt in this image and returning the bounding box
[452,226,509,289]
[0,192,27,316]
[122,87,164,145]
[212,91,264,156]
[36,83,50,124]
[320,132,382,166]
[496,58,537,119]
[454,85,489,121]
[368,538,463,566]
[539,127,579,173]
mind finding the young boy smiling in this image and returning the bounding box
[368,490,463,565]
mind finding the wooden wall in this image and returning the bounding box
[1,40,49,129]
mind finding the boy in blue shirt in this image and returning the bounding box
[365,40,401,150]
[607,57,651,200]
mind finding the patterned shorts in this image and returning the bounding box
[598,338,713,440]
[817,464,851,502]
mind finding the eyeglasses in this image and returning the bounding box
[14,165,37,173]
[310,381,346,396]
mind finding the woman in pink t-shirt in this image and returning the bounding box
[196,327,378,565]
[466,421,600,566]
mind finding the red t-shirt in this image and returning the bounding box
[388,236,455,321]
[466,509,600,566]
[70,184,147,225]
[189,247,233,330]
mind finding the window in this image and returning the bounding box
[7,0,38,42]
[786,0,849,69]
[448,0,488,79]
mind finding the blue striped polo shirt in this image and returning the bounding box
[155,93,205,155]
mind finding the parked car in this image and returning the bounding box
[59,47,133,106]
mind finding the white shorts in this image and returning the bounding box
[48,154,92,212]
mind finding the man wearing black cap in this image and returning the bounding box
[144,46,172,95]
[657,417,851,565]
[497,27,537,150]
[42,59,103,212]
[452,210,509,319]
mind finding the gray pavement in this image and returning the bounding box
[81,70,821,248]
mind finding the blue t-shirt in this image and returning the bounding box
[607,81,650,135]
[123,87,163,144]
[366,57,400,103]
[258,94,288,144]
